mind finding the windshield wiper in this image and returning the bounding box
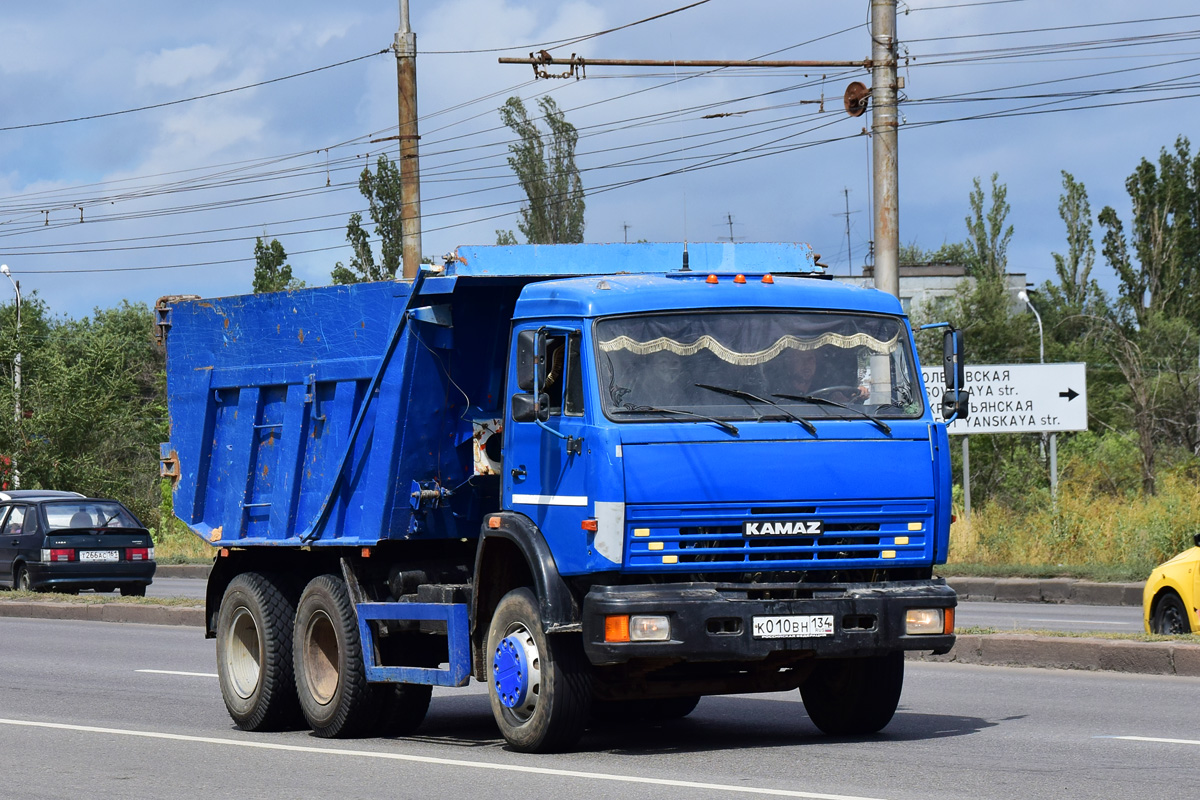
[773,393,892,435]
[614,404,740,436]
[694,383,817,435]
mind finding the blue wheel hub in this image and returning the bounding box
[493,634,530,709]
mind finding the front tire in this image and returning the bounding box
[293,574,380,738]
[1152,592,1191,634]
[486,587,591,753]
[800,652,904,736]
[215,572,303,731]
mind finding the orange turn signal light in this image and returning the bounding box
[706,274,719,284]
[361,547,372,558]
[581,518,598,532]
[944,607,955,634]
[605,614,631,642]
[487,517,501,529]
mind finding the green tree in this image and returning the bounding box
[1050,171,1096,309]
[1098,136,1200,328]
[499,96,585,244]
[332,154,404,284]
[0,301,167,523]
[964,173,1013,279]
[252,237,296,294]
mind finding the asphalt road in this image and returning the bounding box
[127,578,1147,633]
[1,616,1193,800]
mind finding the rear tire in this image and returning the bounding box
[15,565,32,592]
[592,694,701,723]
[800,652,904,736]
[120,585,146,597]
[215,572,303,731]
[293,574,381,738]
[486,587,591,753]
[1151,592,1191,634]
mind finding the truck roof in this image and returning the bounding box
[511,272,904,320]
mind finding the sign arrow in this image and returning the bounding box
[1059,388,1079,401]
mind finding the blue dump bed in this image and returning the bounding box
[162,242,824,549]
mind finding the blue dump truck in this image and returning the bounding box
[158,242,968,752]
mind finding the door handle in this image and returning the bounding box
[9,539,17,546]
[510,466,527,480]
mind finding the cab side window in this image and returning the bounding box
[2,506,27,537]
[564,333,584,416]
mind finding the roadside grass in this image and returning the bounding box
[956,625,1200,645]
[947,471,1200,582]
[0,589,201,606]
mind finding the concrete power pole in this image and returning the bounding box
[396,0,423,280]
[870,0,899,298]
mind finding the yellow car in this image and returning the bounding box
[1143,534,1200,634]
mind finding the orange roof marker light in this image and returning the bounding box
[761,273,775,284]
[733,274,747,284]
[706,274,719,284]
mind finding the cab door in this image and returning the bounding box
[0,505,15,586]
[503,326,591,575]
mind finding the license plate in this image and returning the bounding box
[80,550,119,563]
[751,614,835,639]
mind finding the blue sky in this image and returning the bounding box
[0,1,1197,319]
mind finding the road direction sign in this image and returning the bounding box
[921,362,1087,435]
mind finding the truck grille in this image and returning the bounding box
[625,501,932,571]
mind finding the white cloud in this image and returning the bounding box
[136,44,226,88]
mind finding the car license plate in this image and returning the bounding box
[80,550,119,563]
[751,614,835,639]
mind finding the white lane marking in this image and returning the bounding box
[511,493,588,507]
[136,670,218,678]
[0,717,888,800]
[1099,735,1200,746]
[1026,619,1132,626]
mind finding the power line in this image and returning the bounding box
[0,49,390,133]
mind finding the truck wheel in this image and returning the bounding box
[377,683,434,736]
[216,572,303,731]
[800,652,904,736]
[1151,592,1191,634]
[486,587,591,753]
[293,574,380,738]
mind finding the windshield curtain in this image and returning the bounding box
[595,311,923,421]
[43,501,142,530]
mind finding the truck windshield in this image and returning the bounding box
[595,310,923,423]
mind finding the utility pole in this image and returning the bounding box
[396,0,423,280]
[870,0,899,298]
[500,0,904,299]
[842,188,855,277]
[725,213,737,243]
[623,222,631,243]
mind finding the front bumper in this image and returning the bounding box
[26,560,156,591]
[582,579,956,665]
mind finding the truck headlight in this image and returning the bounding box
[905,608,950,635]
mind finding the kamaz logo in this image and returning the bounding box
[742,520,824,536]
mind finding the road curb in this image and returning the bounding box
[0,600,204,627]
[156,564,213,579]
[947,577,1144,606]
[910,633,1200,677]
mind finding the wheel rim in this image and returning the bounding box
[1162,603,1187,634]
[225,606,262,700]
[303,609,340,706]
[17,569,29,591]
[492,624,541,721]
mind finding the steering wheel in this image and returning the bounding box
[810,385,861,399]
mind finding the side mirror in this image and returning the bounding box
[942,390,971,421]
[516,329,547,393]
[511,392,550,423]
[942,329,965,392]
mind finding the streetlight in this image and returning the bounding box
[1,264,20,490]
[1018,288,1054,499]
